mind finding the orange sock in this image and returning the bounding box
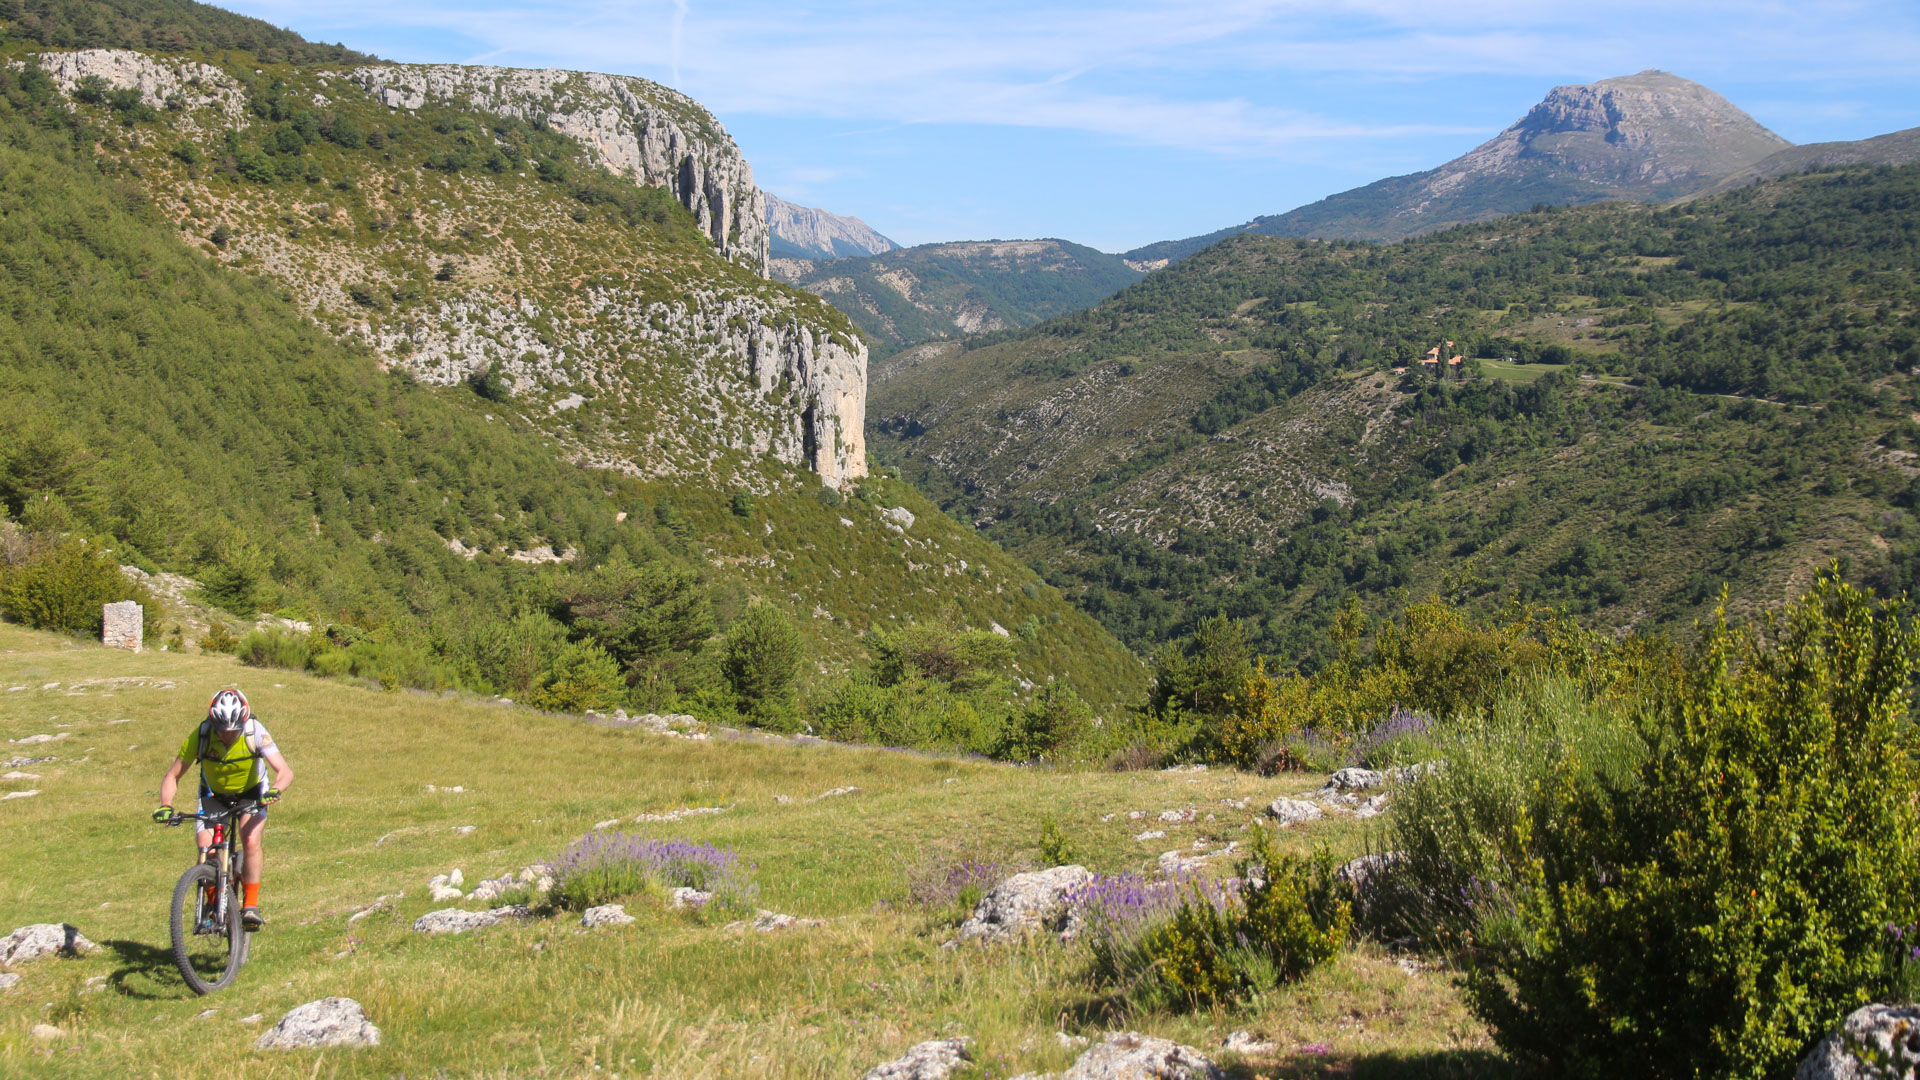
[244,882,259,907]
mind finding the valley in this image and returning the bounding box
[2,4,1919,1078]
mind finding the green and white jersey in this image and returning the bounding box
[177,719,274,795]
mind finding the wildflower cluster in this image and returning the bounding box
[1887,921,1920,1002]
[548,831,756,912]
[1066,869,1229,980]
[1352,706,1436,768]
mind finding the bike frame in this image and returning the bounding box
[168,801,261,932]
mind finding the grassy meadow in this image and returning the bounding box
[0,624,1492,1079]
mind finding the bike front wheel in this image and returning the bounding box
[168,863,244,994]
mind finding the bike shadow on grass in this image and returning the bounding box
[98,939,199,999]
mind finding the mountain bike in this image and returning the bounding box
[156,799,260,994]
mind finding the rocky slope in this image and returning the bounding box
[1127,70,1790,266]
[764,193,898,259]
[33,48,864,488]
[772,239,1141,357]
[350,64,770,273]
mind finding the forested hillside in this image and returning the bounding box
[0,0,371,62]
[874,164,1920,664]
[0,5,1146,734]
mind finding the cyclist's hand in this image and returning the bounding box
[151,805,173,823]
[263,788,281,805]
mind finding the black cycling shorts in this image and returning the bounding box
[197,779,268,823]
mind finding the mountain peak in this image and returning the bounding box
[1129,71,1791,260]
[1464,70,1791,188]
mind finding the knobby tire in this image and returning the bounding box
[168,862,245,994]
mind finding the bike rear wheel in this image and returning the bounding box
[169,863,244,994]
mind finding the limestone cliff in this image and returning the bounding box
[764,193,898,259]
[350,64,769,273]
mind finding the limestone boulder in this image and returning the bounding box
[1062,1032,1223,1079]
[254,997,381,1050]
[865,1037,973,1080]
[956,866,1092,944]
[412,906,532,934]
[1266,798,1323,827]
[1796,1003,1920,1080]
[581,904,635,929]
[0,923,98,966]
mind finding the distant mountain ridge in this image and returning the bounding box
[1690,126,1920,198]
[765,193,899,259]
[770,239,1141,358]
[1128,70,1791,266]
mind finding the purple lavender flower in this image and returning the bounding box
[549,830,756,909]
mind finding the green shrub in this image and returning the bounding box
[869,620,1013,692]
[1418,575,1920,1079]
[808,675,1004,754]
[236,627,310,671]
[1129,829,1351,1010]
[0,537,156,637]
[199,620,237,653]
[1037,816,1078,867]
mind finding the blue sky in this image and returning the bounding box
[220,1,1920,253]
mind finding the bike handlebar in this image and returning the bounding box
[156,801,267,827]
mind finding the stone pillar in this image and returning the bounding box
[102,601,143,652]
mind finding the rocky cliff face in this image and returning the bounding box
[350,64,769,273]
[764,194,897,259]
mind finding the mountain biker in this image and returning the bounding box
[152,688,293,932]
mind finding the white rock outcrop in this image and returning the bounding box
[669,887,713,909]
[865,1037,973,1080]
[349,64,768,271]
[955,866,1092,944]
[1796,1003,1920,1080]
[412,905,533,934]
[1060,1032,1223,1079]
[581,904,636,929]
[102,600,143,651]
[32,49,249,128]
[0,923,98,966]
[1266,798,1323,827]
[254,997,381,1050]
[727,909,826,933]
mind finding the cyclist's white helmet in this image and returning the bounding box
[207,688,250,732]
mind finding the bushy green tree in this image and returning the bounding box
[870,620,1013,691]
[721,601,803,714]
[529,640,624,713]
[0,536,156,637]
[1002,682,1093,761]
[554,557,713,669]
[1147,614,1253,719]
